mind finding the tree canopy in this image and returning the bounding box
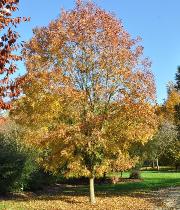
[11,0,157,204]
[0,0,29,110]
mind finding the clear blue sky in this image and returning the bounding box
[15,0,180,103]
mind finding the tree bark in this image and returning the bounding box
[103,172,107,179]
[156,158,159,171]
[152,160,155,168]
[89,176,96,204]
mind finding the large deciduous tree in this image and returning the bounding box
[152,78,180,170]
[12,1,157,204]
[162,69,180,169]
[0,0,29,110]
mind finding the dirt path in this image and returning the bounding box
[154,187,180,210]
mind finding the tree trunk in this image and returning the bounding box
[152,160,155,168]
[120,171,123,178]
[156,158,159,171]
[89,176,96,204]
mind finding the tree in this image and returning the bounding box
[173,67,180,131]
[12,1,157,204]
[166,68,180,169]
[165,86,180,122]
[110,151,138,178]
[145,121,178,170]
[171,68,180,169]
[175,66,180,91]
[0,0,29,110]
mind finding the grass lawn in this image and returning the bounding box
[97,170,180,193]
[0,171,179,210]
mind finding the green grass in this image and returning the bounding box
[95,171,180,194]
[60,171,180,195]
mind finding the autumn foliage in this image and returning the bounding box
[11,0,157,204]
[0,0,29,109]
[162,84,180,167]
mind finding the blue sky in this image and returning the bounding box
[15,0,180,103]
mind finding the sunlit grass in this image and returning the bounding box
[96,171,180,193]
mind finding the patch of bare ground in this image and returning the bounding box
[151,187,180,210]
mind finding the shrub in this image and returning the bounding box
[129,170,141,179]
[111,176,119,184]
[25,169,56,191]
[0,120,56,193]
[0,133,26,194]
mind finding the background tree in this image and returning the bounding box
[165,86,180,122]
[110,151,138,178]
[144,121,178,170]
[0,0,29,110]
[166,67,180,169]
[155,68,180,169]
[175,66,180,90]
[174,66,180,132]
[12,1,157,204]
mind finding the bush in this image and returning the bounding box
[0,132,55,193]
[7,145,56,192]
[111,176,119,184]
[0,133,26,194]
[129,170,141,179]
[25,169,56,191]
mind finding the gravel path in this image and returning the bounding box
[154,187,180,210]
